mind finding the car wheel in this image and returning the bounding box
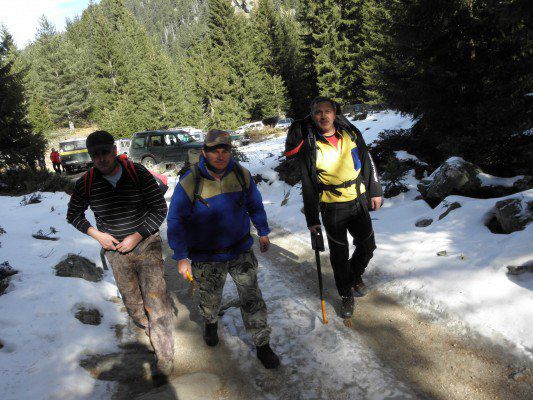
[142,157,156,169]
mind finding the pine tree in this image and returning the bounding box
[24,17,90,130]
[374,0,532,173]
[0,28,46,169]
[337,0,365,103]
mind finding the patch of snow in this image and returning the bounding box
[349,111,416,145]
[395,151,427,165]
[0,192,123,400]
[478,173,524,188]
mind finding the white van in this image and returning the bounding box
[235,121,264,134]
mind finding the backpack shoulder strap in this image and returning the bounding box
[84,167,94,200]
[119,158,139,187]
[190,164,208,209]
[233,162,250,191]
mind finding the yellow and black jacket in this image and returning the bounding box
[285,114,382,227]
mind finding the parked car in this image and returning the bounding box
[235,121,265,134]
[59,138,92,173]
[225,130,250,147]
[275,118,294,130]
[128,130,204,169]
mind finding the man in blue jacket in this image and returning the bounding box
[167,129,280,369]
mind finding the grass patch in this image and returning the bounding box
[247,127,287,143]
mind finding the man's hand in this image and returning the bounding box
[371,197,383,211]
[308,224,321,234]
[177,258,192,280]
[88,227,119,250]
[259,236,270,253]
[116,232,143,253]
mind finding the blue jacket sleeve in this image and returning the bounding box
[245,172,271,237]
[167,182,192,260]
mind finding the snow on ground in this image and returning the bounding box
[0,110,531,399]
[349,110,416,145]
[478,172,525,187]
[0,193,124,400]
[238,114,533,359]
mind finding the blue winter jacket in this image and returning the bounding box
[167,156,270,262]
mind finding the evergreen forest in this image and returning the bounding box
[0,0,531,174]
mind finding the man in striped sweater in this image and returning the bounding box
[67,130,175,375]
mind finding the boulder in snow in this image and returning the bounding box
[384,182,409,198]
[54,254,103,282]
[417,157,482,206]
[506,263,533,276]
[415,218,433,227]
[75,306,103,325]
[491,198,533,234]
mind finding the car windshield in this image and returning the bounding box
[60,140,86,152]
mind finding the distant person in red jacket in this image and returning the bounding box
[50,149,61,173]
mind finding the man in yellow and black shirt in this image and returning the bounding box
[285,97,383,318]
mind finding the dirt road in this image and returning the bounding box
[84,223,532,399]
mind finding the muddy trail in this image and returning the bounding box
[83,223,532,399]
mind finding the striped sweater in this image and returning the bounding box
[67,162,168,241]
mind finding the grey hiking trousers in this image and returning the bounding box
[192,250,272,346]
[105,233,174,364]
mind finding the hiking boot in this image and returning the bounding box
[256,344,280,369]
[354,276,369,297]
[204,322,219,347]
[340,295,354,318]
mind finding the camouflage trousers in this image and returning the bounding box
[105,233,174,364]
[192,250,272,346]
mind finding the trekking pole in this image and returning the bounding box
[311,228,328,324]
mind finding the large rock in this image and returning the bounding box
[415,218,433,228]
[417,157,482,206]
[384,182,409,198]
[54,254,103,282]
[274,157,301,186]
[492,198,532,234]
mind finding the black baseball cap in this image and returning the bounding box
[86,130,115,152]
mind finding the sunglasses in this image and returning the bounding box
[89,148,112,157]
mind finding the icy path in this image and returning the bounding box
[217,239,415,400]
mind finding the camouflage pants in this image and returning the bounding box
[105,233,174,364]
[192,250,272,346]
